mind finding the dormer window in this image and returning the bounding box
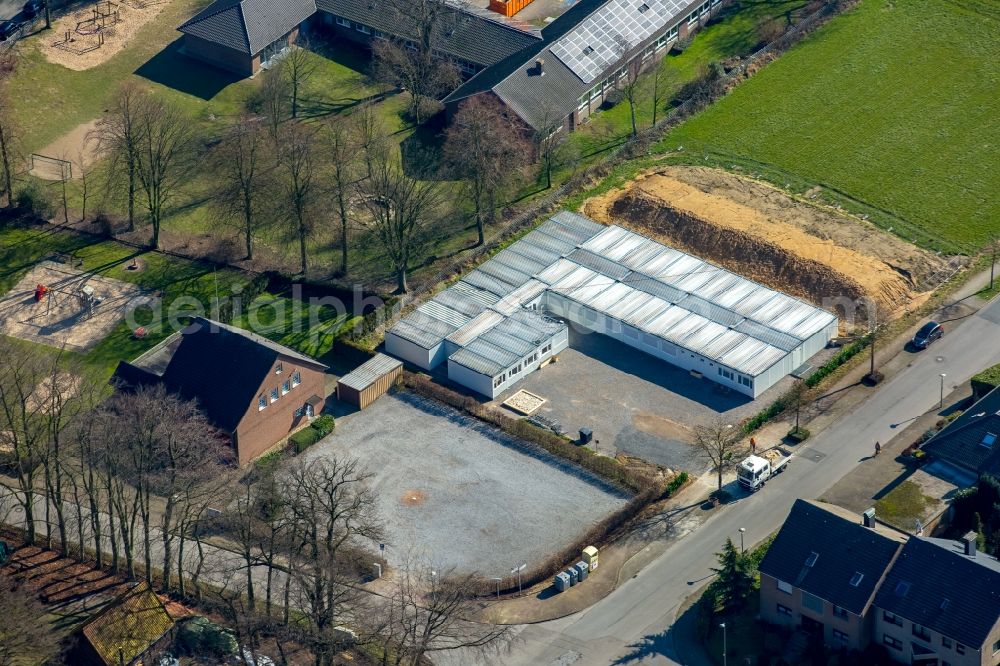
[982,432,996,448]
[275,362,283,374]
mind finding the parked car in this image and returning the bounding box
[22,0,44,18]
[0,20,18,40]
[912,321,943,349]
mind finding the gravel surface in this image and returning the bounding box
[304,391,630,574]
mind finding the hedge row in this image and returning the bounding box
[401,373,654,493]
[289,414,336,454]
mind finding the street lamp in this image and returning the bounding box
[738,527,746,554]
[719,622,727,666]
[939,373,947,409]
[490,577,502,599]
[511,563,526,594]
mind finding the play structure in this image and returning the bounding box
[32,280,102,319]
[51,1,120,54]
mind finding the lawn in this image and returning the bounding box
[567,0,815,160]
[658,0,1000,252]
[874,480,934,530]
[0,224,358,376]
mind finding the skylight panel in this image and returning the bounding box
[849,572,863,587]
[982,432,997,448]
[804,551,819,567]
[894,581,911,597]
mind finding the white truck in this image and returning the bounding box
[737,448,791,492]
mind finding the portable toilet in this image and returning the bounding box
[554,571,571,592]
[567,567,579,586]
[574,561,589,581]
[582,545,599,571]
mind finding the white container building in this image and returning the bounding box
[385,212,838,399]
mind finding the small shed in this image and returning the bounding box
[336,354,403,409]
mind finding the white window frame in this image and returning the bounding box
[270,388,279,403]
[356,24,370,34]
[258,395,267,411]
[292,371,301,387]
[281,380,291,395]
[335,16,350,27]
[275,362,283,374]
[777,579,793,594]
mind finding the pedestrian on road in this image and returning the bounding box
[874,441,881,457]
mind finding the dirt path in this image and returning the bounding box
[30,119,101,179]
[583,167,949,322]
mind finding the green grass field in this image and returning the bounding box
[0,225,357,375]
[658,0,1000,252]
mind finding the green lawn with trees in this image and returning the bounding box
[659,0,1000,252]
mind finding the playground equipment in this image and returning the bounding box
[51,0,119,54]
[31,281,102,318]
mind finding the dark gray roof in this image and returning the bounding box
[157,318,326,432]
[922,387,1000,477]
[759,499,903,616]
[179,0,317,55]
[446,0,701,130]
[315,0,541,67]
[874,537,1000,648]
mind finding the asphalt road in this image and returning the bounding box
[498,294,1000,666]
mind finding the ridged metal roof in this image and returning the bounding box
[387,213,836,379]
[338,353,402,391]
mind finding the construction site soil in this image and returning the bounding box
[583,167,949,326]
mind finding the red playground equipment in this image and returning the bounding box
[34,284,49,302]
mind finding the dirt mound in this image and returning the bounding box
[583,167,947,320]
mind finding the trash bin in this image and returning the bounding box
[567,567,579,586]
[582,545,599,571]
[574,561,589,581]
[579,427,593,445]
[553,571,571,592]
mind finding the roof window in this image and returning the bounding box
[804,551,819,567]
[849,572,863,587]
[582,45,594,56]
[940,598,950,611]
[982,432,997,448]
[894,581,911,597]
[639,2,650,11]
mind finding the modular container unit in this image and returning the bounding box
[336,354,403,409]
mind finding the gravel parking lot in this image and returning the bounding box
[304,391,630,574]
[497,328,825,471]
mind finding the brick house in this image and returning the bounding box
[178,0,316,76]
[873,536,1000,666]
[761,499,1000,664]
[113,317,327,464]
[759,499,905,653]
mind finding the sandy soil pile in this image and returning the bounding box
[40,0,170,71]
[583,167,947,318]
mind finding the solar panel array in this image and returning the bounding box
[551,0,690,83]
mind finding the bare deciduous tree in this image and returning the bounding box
[134,97,194,249]
[214,116,274,260]
[277,123,321,276]
[282,43,317,119]
[324,116,360,275]
[612,35,641,139]
[650,60,669,127]
[443,96,531,246]
[93,84,145,231]
[380,562,512,666]
[352,101,388,180]
[692,417,743,491]
[371,0,462,123]
[259,67,291,146]
[0,97,19,208]
[357,151,445,293]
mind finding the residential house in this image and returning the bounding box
[113,317,327,464]
[873,535,1000,666]
[922,387,1000,480]
[758,499,905,652]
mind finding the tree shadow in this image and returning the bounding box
[134,38,244,101]
[399,112,447,180]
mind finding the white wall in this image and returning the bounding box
[385,333,444,371]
